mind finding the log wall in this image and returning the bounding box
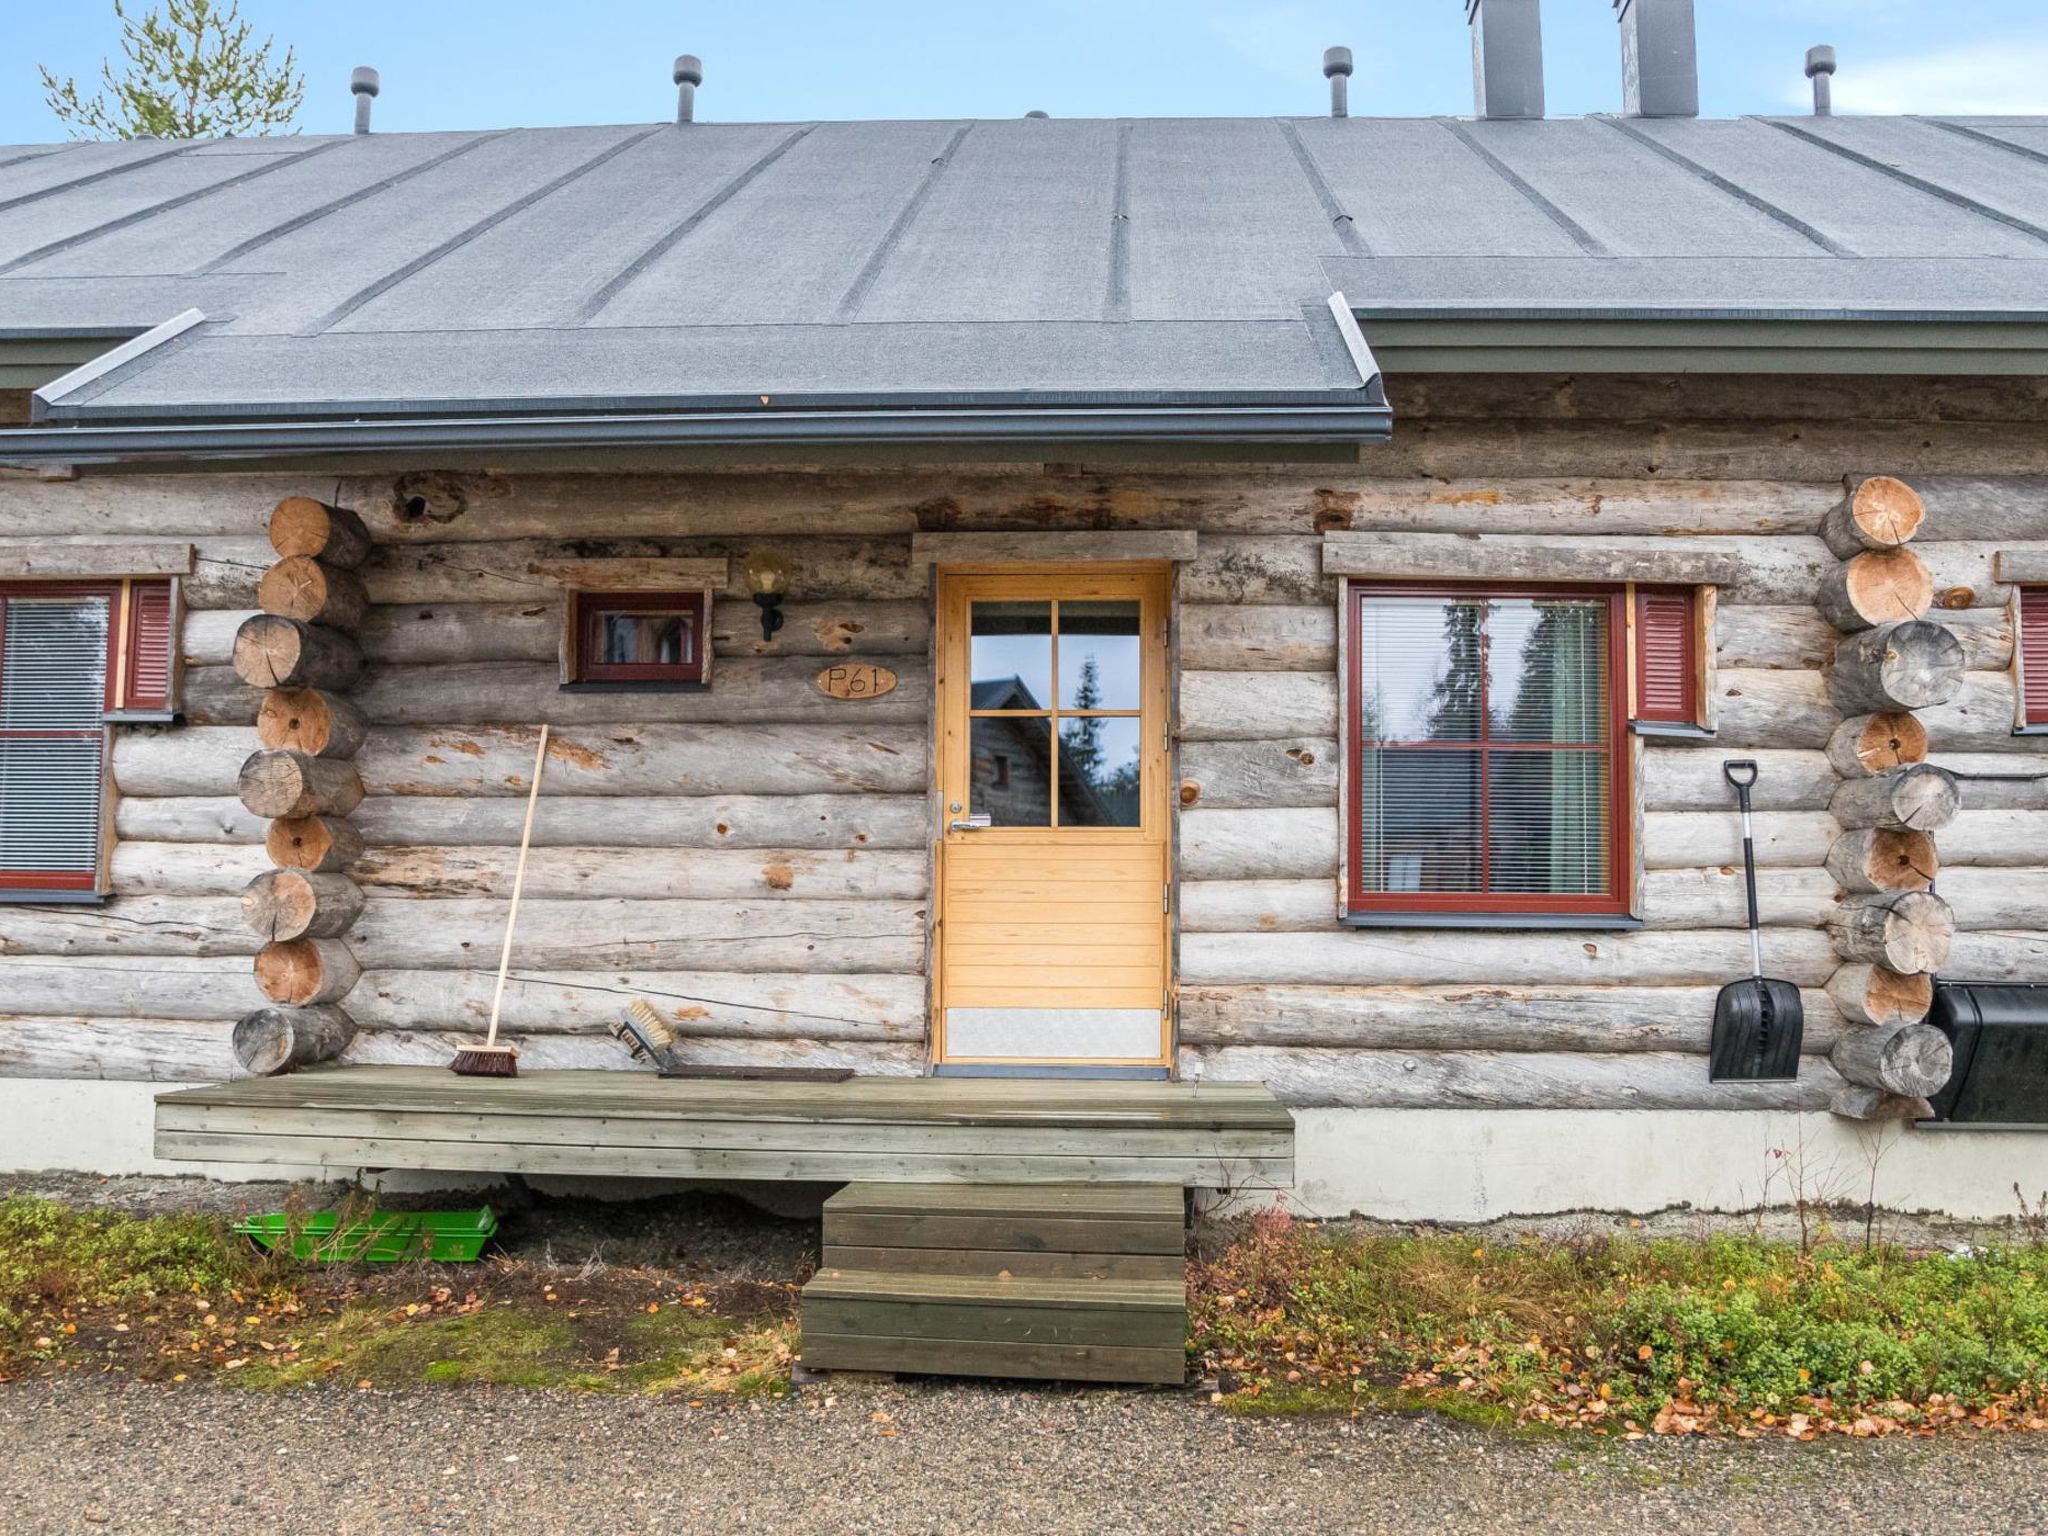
[1,379,2044,1111]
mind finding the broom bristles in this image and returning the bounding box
[450,1043,520,1078]
[627,999,676,1049]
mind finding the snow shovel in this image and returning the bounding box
[1709,760,1803,1082]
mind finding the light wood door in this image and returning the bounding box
[933,567,1172,1069]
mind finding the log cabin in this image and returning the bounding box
[2,3,2048,1345]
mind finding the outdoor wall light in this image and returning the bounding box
[744,547,789,642]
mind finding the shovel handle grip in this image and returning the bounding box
[1722,759,1759,792]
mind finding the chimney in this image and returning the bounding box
[674,55,703,124]
[1613,0,1697,118]
[1323,46,1353,118]
[350,67,379,134]
[1464,0,1543,121]
[1805,46,1836,117]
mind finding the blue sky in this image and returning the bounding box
[8,1,2048,141]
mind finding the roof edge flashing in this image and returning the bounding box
[30,308,207,423]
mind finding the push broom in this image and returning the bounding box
[451,724,549,1078]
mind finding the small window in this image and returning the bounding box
[570,591,709,687]
[2022,586,2048,730]
[1346,585,1631,921]
[1631,585,1705,734]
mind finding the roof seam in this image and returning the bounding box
[1595,116,1851,258]
[0,137,354,279]
[194,132,508,276]
[1914,117,2048,169]
[0,145,82,175]
[1105,121,1133,322]
[836,123,974,322]
[1766,118,2048,247]
[0,141,194,217]
[1278,120,1371,258]
[576,124,817,325]
[1437,119,1609,258]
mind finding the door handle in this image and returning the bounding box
[949,814,993,831]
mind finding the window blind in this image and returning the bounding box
[0,595,109,889]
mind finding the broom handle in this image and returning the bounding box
[483,724,548,1049]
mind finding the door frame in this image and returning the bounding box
[930,563,1174,1070]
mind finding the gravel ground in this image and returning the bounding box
[3,1377,2045,1535]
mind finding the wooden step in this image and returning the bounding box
[822,1181,1185,1271]
[800,1268,1187,1385]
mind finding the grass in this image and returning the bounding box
[1191,1210,2048,1437]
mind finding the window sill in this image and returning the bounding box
[0,889,107,905]
[558,680,709,694]
[2013,725,2048,737]
[1631,721,1715,740]
[103,709,180,725]
[1341,912,1644,932]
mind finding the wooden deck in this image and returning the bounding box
[153,1068,1294,1187]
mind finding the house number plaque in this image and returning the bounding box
[815,663,898,700]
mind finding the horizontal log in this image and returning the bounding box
[1825,964,1933,1029]
[1179,808,1336,881]
[1814,547,1931,633]
[233,1004,354,1076]
[1825,828,1937,893]
[1178,983,1842,1054]
[361,538,911,604]
[349,968,927,1040]
[258,555,368,629]
[1178,671,1336,741]
[1180,928,1839,988]
[237,749,365,820]
[1934,868,2048,931]
[119,722,929,799]
[1184,1046,1835,1111]
[241,870,364,942]
[266,815,365,873]
[1638,748,1835,811]
[1713,669,1840,750]
[1178,604,1334,671]
[254,938,361,1007]
[1828,891,1954,974]
[0,539,194,578]
[0,1017,239,1081]
[1917,672,2030,750]
[1934,810,2048,866]
[0,899,260,957]
[0,473,311,539]
[1322,531,1743,587]
[1828,621,1964,713]
[1831,1023,1952,1098]
[1180,536,1328,606]
[1829,765,1960,832]
[1721,607,2011,674]
[1830,1086,1935,1122]
[1826,713,1927,778]
[231,614,363,692]
[1641,811,1838,870]
[1994,549,2048,583]
[1942,930,2048,984]
[269,497,372,567]
[1176,738,1338,810]
[257,687,368,759]
[0,959,264,1021]
[342,1030,921,1076]
[1822,476,1924,558]
[908,529,1195,566]
[1902,477,2048,543]
[110,841,272,894]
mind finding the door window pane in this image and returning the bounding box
[970,601,1052,711]
[970,716,1051,826]
[1058,716,1141,827]
[1058,600,1141,711]
[1356,748,1480,893]
[1356,597,1483,742]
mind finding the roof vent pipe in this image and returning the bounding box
[1464,0,1544,121]
[1024,109,1050,119]
[1613,0,1697,118]
[674,55,703,123]
[1323,46,1353,118]
[1805,45,1836,116]
[350,67,378,134]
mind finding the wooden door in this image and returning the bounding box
[933,567,1172,1071]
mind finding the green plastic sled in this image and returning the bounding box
[233,1207,497,1263]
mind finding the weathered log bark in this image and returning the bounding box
[110,841,273,895]
[1183,1045,1835,1111]
[1943,930,2048,984]
[115,796,267,844]
[0,959,265,1021]
[1830,1086,1934,1122]
[269,497,373,567]
[256,688,369,759]
[1903,476,2048,542]
[1829,764,1960,832]
[1724,606,2010,674]
[1179,671,1337,740]
[1825,828,1938,893]
[1830,1022,1953,1098]
[1713,669,1840,750]
[1321,531,1744,586]
[1827,891,1955,974]
[254,939,362,1007]
[1638,748,1835,811]
[1933,868,2048,931]
[232,1004,356,1076]
[1175,739,1338,810]
[1815,548,1934,632]
[1641,811,1838,870]
[266,815,366,873]
[1821,476,1925,559]
[231,614,363,691]
[1825,712,1928,778]
[258,555,369,629]
[362,537,914,604]
[1179,808,1338,881]
[1918,673,2032,752]
[1179,604,1336,671]
[1828,621,1965,712]
[349,792,930,851]
[1177,982,1841,1053]
[344,1029,922,1076]
[240,870,366,942]
[0,899,256,958]
[1825,963,1933,1029]
[0,1018,240,1081]
[237,750,365,820]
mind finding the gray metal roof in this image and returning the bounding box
[2,111,2046,457]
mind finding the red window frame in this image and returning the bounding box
[572,590,708,685]
[0,581,119,894]
[1345,582,1633,919]
[2022,586,2048,729]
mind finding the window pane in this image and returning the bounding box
[1356,748,1480,893]
[1,597,107,728]
[1488,599,1607,744]
[1358,598,1483,742]
[597,611,692,666]
[0,736,104,874]
[971,601,1052,711]
[1487,749,1610,895]
[1058,600,1141,711]
[970,716,1051,826]
[1058,716,1140,827]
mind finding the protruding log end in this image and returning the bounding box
[1830,763,1961,833]
[238,749,366,821]
[1827,620,1965,714]
[232,614,364,693]
[1825,963,1934,1029]
[1829,1085,1935,1123]
[1821,475,1925,559]
[1815,547,1933,633]
[232,1004,355,1076]
[254,938,362,1008]
[1825,712,1928,779]
[1831,1021,1954,1099]
[1827,890,1955,975]
[258,687,369,759]
[258,555,369,630]
[1825,827,1938,894]
[241,869,366,942]
[268,497,373,568]
[266,815,366,874]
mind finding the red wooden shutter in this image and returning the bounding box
[2023,587,2048,727]
[1633,586,1698,725]
[121,579,175,712]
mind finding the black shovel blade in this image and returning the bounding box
[1709,977,1805,1082]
